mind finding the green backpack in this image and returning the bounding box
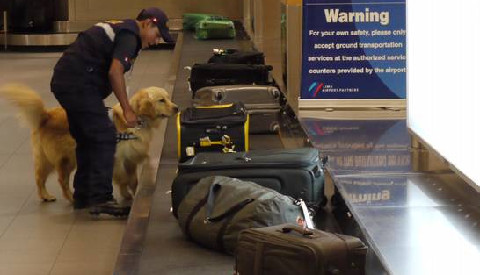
[177,176,303,255]
[183,13,229,30]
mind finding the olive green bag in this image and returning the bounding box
[177,176,303,255]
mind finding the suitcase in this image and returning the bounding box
[178,176,303,255]
[183,13,228,31]
[194,85,282,134]
[207,48,265,64]
[171,148,326,218]
[11,0,54,33]
[188,63,273,96]
[177,103,249,162]
[236,224,368,275]
[195,20,236,40]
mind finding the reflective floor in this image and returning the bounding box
[301,114,480,275]
[3,34,479,275]
[0,49,173,274]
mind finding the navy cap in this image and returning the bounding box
[137,7,173,42]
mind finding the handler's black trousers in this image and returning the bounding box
[51,88,116,205]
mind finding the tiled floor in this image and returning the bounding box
[0,49,173,275]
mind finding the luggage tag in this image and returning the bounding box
[297,199,315,229]
[184,66,193,93]
[186,146,195,157]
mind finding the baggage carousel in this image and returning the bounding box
[114,28,480,275]
[113,30,314,274]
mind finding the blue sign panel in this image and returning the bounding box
[301,119,412,174]
[302,0,406,99]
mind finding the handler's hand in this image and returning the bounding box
[123,108,138,128]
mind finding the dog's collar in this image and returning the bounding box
[107,106,148,130]
[116,132,138,142]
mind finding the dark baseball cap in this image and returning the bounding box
[137,7,174,42]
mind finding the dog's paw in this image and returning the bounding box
[64,192,74,203]
[121,193,133,201]
[42,195,57,202]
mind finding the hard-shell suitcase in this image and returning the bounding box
[195,20,236,40]
[236,224,368,275]
[207,48,265,64]
[177,103,249,162]
[171,148,326,218]
[189,63,273,96]
[178,176,303,255]
[183,13,228,31]
[194,85,282,134]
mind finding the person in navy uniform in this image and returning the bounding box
[50,7,173,217]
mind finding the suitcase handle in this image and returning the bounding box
[281,225,313,236]
[199,135,237,153]
[206,78,235,86]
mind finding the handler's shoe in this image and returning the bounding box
[89,199,131,217]
[73,199,89,210]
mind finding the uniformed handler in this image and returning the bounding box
[50,7,173,217]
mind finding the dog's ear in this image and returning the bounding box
[138,97,156,120]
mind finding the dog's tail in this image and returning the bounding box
[0,84,48,130]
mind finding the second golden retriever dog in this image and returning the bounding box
[0,84,178,204]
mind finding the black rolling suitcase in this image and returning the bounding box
[171,148,326,218]
[207,49,265,64]
[194,85,282,134]
[188,63,273,96]
[177,103,249,162]
[236,224,368,275]
[11,0,54,33]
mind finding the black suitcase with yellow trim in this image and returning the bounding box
[177,103,249,162]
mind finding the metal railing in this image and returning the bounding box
[2,11,6,50]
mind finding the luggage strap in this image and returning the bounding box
[184,191,210,241]
[204,184,254,222]
[204,183,255,252]
[184,183,239,241]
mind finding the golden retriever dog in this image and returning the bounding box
[0,84,178,203]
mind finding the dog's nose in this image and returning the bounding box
[173,106,179,113]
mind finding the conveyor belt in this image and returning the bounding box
[115,29,298,274]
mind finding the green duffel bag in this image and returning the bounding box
[183,13,229,30]
[177,176,303,255]
[194,20,236,40]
